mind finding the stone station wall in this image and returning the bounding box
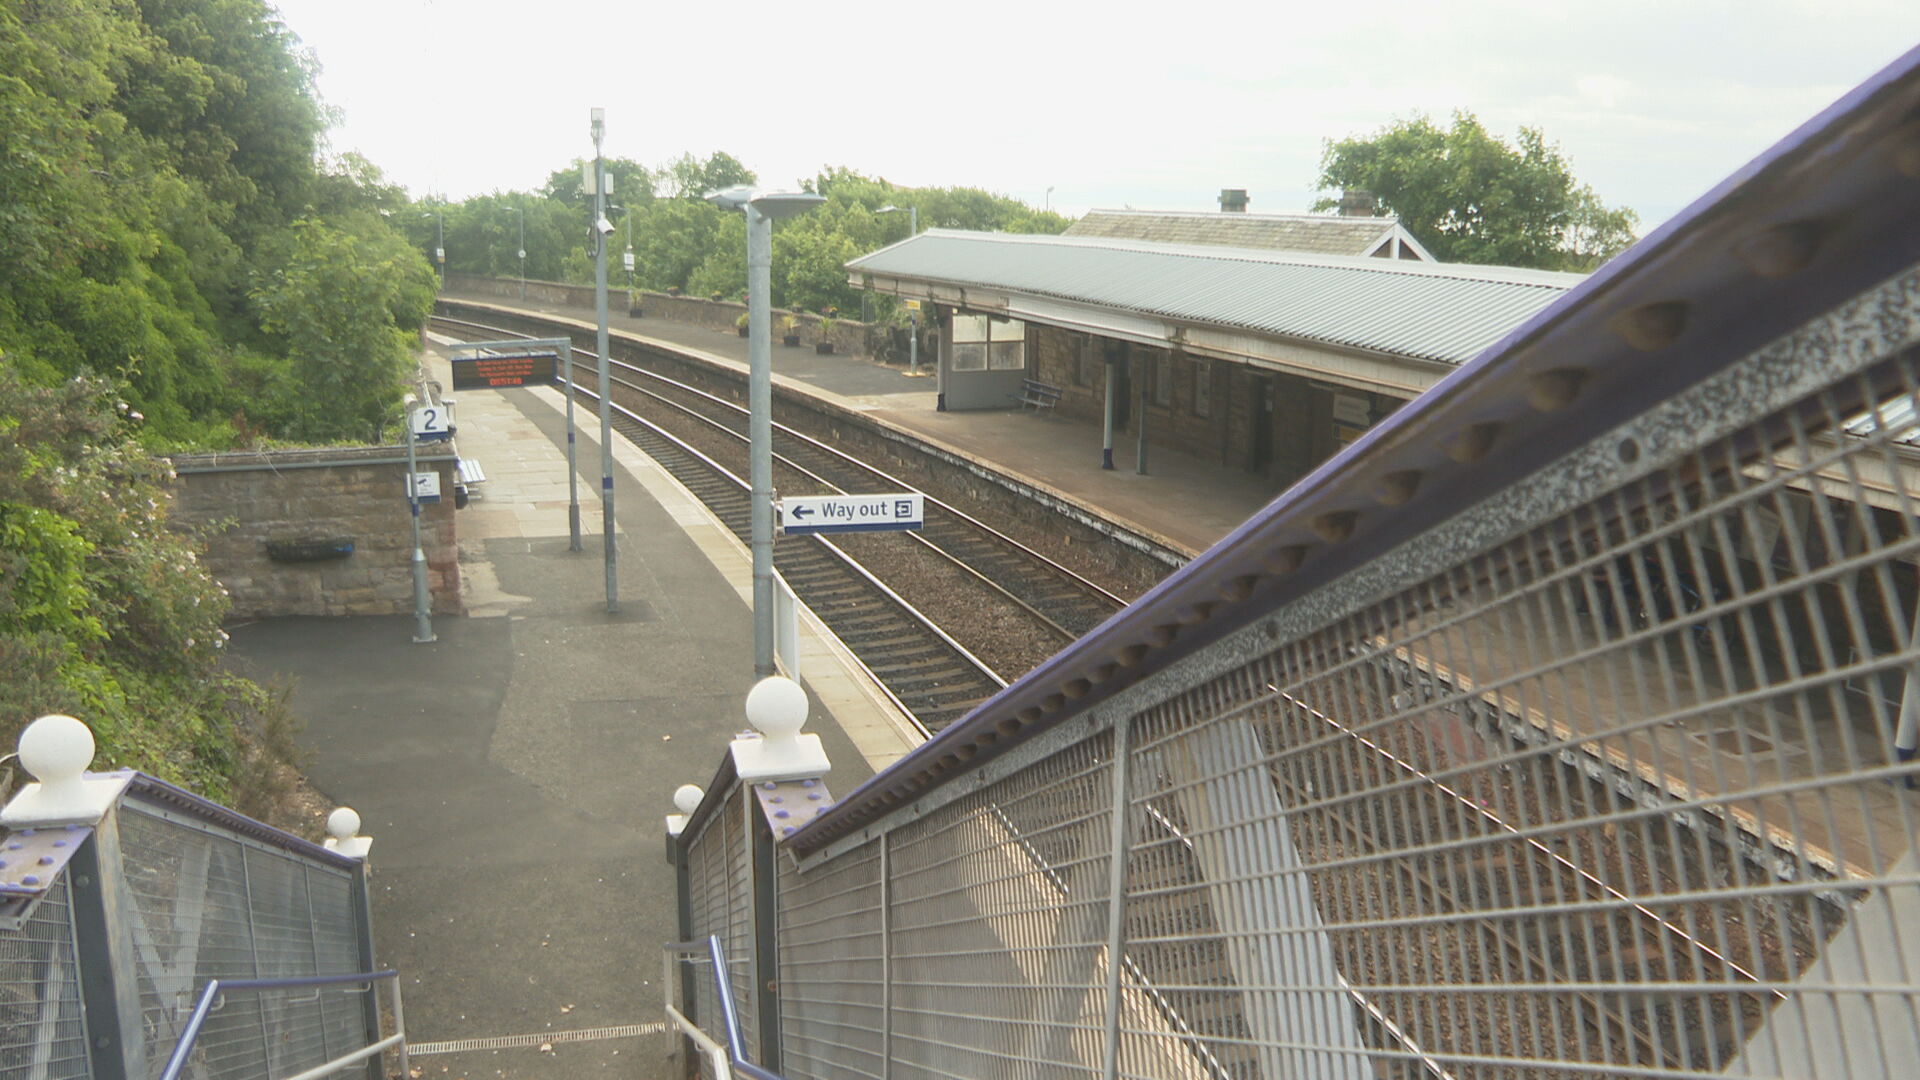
[169,447,461,618]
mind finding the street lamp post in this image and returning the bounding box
[513,207,526,301]
[423,211,445,286]
[877,206,921,376]
[591,107,616,613]
[708,185,825,678]
[623,210,635,296]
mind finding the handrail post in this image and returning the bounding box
[350,861,383,1080]
[707,936,749,1063]
[68,814,147,1080]
[390,977,410,1080]
[672,835,700,1079]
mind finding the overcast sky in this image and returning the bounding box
[270,1,1920,233]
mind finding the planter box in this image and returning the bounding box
[629,307,644,318]
[265,536,355,563]
[738,326,750,337]
[783,334,801,347]
[815,342,835,355]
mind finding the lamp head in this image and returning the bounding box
[705,185,755,212]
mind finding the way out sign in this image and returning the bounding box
[778,493,923,535]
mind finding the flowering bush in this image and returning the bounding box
[0,369,269,801]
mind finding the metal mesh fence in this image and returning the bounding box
[766,273,1920,1078]
[0,876,90,1080]
[118,806,364,1080]
[776,838,882,1080]
[684,784,757,1069]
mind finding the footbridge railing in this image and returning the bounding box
[668,47,1920,1080]
[0,716,389,1080]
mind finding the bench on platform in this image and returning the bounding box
[455,457,487,505]
[1012,378,1063,414]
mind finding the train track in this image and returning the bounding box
[431,315,1128,733]
[431,310,1829,1078]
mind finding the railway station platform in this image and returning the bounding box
[432,283,1917,911]
[221,338,917,1080]
[437,284,1279,556]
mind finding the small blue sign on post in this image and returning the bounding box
[777,493,924,535]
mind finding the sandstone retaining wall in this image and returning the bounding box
[169,447,461,618]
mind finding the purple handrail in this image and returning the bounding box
[156,970,397,1080]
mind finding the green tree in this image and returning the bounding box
[541,156,657,209]
[247,213,437,441]
[661,151,757,199]
[1315,112,1638,271]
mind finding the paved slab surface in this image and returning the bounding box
[226,349,890,1080]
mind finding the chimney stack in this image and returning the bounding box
[1339,190,1379,217]
[1218,188,1249,213]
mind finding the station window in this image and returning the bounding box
[1074,335,1096,386]
[1192,359,1211,418]
[952,314,1027,372]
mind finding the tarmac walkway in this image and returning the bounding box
[225,339,911,1080]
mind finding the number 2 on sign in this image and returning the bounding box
[412,406,451,438]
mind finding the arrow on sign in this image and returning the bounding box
[790,506,815,519]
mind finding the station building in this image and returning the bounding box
[848,211,1584,491]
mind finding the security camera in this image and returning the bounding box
[594,216,615,236]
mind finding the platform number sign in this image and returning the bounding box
[411,404,453,442]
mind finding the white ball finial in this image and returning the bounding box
[673,784,705,815]
[3,715,126,828]
[19,715,94,785]
[744,676,808,740]
[326,807,362,842]
[322,806,371,859]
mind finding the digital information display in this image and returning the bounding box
[451,351,559,390]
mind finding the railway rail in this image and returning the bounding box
[431,314,1131,732]
[431,309,1842,1078]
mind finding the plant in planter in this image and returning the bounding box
[710,291,726,302]
[735,312,751,337]
[782,315,802,348]
[666,286,683,296]
[815,316,837,355]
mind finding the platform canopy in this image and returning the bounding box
[847,231,1585,396]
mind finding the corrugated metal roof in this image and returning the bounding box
[802,44,1920,857]
[1065,208,1406,257]
[848,231,1583,366]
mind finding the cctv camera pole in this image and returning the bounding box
[592,107,616,613]
[405,398,435,643]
